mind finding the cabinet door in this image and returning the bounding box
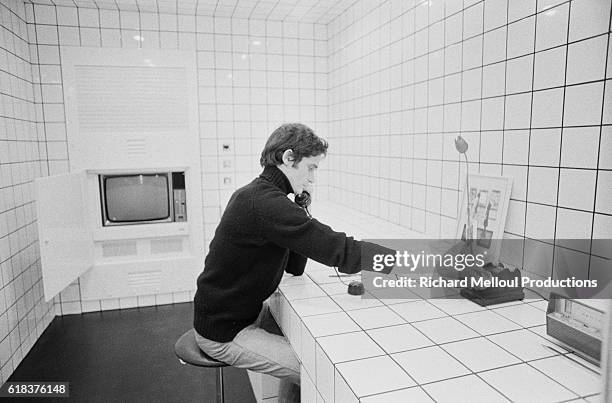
[35,172,93,301]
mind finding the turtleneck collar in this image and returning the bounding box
[259,165,294,195]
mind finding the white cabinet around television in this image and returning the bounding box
[35,47,203,302]
[35,167,204,302]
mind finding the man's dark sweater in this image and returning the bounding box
[194,165,391,342]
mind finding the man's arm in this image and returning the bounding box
[285,251,307,276]
[254,189,394,274]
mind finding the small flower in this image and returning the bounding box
[455,135,469,154]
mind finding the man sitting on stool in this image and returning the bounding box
[193,123,392,402]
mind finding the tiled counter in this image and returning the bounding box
[268,201,602,403]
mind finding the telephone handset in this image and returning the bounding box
[295,191,312,218]
[294,190,311,208]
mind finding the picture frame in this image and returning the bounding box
[455,174,513,264]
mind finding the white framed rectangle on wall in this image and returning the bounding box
[60,47,199,172]
[455,174,513,263]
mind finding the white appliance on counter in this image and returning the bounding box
[35,48,203,302]
[603,300,611,402]
[546,294,610,365]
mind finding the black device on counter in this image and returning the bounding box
[459,262,525,306]
[348,281,365,295]
[546,294,607,364]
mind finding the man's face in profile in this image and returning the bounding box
[285,154,325,194]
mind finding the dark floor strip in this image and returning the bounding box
[8,302,256,403]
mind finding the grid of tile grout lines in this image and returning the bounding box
[323,0,612,291]
[270,201,601,402]
[25,1,330,316]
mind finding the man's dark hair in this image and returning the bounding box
[260,123,328,167]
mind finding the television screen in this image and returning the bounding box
[104,174,170,222]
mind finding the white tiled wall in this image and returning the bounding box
[6,0,609,385]
[0,0,56,384]
[326,0,611,283]
[25,3,328,315]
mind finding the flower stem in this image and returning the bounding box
[464,153,471,238]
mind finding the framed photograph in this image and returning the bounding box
[455,174,513,263]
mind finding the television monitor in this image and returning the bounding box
[100,172,186,226]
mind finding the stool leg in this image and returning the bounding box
[215,367,224,403]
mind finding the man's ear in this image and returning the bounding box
[281,149,294,166]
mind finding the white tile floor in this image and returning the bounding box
[269,201,604,402]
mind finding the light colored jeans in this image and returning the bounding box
[195,302,300,403]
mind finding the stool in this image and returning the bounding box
[175,330,229,403]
